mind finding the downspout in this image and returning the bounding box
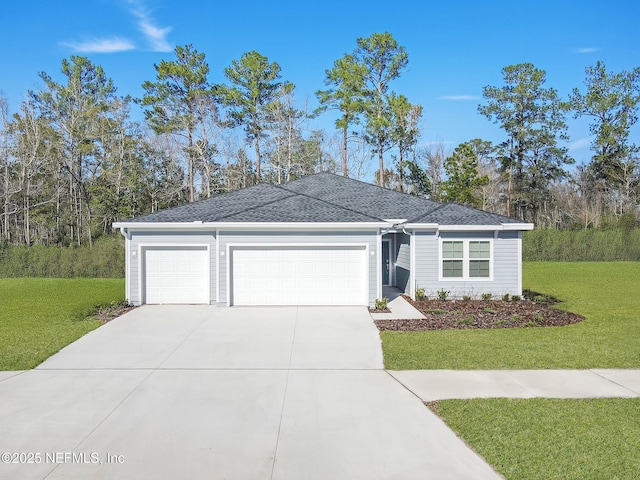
[376,229,383,305]
[215,228,220,304]
[118,227,131,305]
[402,226,412,298]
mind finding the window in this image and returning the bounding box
[441,239,492,280]
[442,241,463,278]
[469,241,490,277]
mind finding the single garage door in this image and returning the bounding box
[231,246,367,306]
[144,246,209,304]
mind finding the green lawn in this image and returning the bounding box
[0,278,125,370]
[382,263,640,479]
[382,262,640,370]
[436,398,640,480]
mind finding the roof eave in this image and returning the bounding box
[113,221,388,231]
[437,223,534,231]
[401,223,439,229]
[501,223,535,231]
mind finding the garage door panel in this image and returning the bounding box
[144,247,209,304]
[231,246,367,306]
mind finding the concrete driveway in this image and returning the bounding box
[0,306,498,479]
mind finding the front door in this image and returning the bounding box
[382,240,390,285]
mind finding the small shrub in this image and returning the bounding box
[375,297,389,310]
[457,315,474,326]
[493,319,510,327]
[437,289,450,301]
[534,313,545,324]
[512,314,521,322]
[425,308,447,315]
[462,295,472,302]
[502,293,510,302]
[483,308,497,314]
[525,320,539,327]
[481,293,493,301]
[533,295,547,304]
[415,287,426,301]
[511,295,521,302]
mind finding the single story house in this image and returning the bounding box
[113,172,533,307]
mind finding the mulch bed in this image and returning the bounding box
[374,295,584,331]
[90,303,136,323]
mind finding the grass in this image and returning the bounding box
[435,398,640,479]
[0,278,125,370]
[382,262,640,370]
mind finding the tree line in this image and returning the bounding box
[1,32,639,246]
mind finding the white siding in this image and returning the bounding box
[413,230,522,298]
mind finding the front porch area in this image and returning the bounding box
[381,232,412,294]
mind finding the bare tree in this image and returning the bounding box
[417,143,448,201]
[11,100,55,244]
[0,94,12,242]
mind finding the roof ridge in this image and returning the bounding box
[213,189,298,221]
[272,180,385,222]
[407,202,447,223]
[285,171,437,204]
[121,181,282,222]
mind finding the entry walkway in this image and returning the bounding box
[369,286,425,321]
[389,369,640,401]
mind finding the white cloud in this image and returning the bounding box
[568,138,590,151]
[438,95,481,101]
[575,47,601,54]
[58,1,172,54]
[137,20,172,52]
[128,2,173,52]
[60,37,135,53]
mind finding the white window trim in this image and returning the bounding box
[438,238,494,282]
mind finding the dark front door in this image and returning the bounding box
[382,241,390,285]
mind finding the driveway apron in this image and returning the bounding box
[0,306,499,479]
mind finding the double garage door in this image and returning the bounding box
[142,245,367,306]
[231,246,368,306]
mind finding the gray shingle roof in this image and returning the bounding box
[409,203,523,225]
[218,194,381,223]
[279,173,439,219]
[123,183,293,223]
[119,172,523,226]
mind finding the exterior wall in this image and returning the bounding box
[413,230,522,298]
[123,226,523,306]
[218,230,378,306]
[394,232,411,293]
[126,230,216,305]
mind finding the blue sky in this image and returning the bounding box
[1,0,639,168]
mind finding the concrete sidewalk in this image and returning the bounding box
[389,369,640,401]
